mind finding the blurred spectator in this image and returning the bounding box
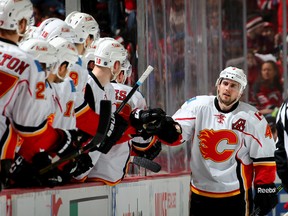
[258,22,277,54]
[246,14,265,53]
[31,0,65,26]
[247,51,263,104]
[97,0,121,36]
[252,60,283,115]
[275,1,288,46]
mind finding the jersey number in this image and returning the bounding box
[36,82,45,99]
[64,100,74,117]
[69,71,79,87]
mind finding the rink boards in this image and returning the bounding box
[0,174,190,216]
[0,174,287,216]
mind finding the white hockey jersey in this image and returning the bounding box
[73,72,130,184]
[111,82,147,111]
[51,78,77,130]
[0,40,50,128]
[172,95,276,197]
[67,57,89,109]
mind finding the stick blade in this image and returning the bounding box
[88,100,111,147]
[132,156,161,173]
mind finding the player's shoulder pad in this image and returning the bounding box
[183,95,214,108]
[238,102,266,123]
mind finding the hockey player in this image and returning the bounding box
[71,37,130,184]
[0,0,87,187]
[32,16,108,141]
[111,59,162,169]
[171,66,278,216]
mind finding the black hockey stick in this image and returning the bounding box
[250,184,283,216]
[131,156,161,173]
[39,100,111,175]
[114,65,162,173]
[115,65,154,114]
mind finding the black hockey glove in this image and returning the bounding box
[96,113,128,154]
[9,152,63,188]
[52,129,80,157]
[32,152,64,187]
[132,140,162,161]
[254,183,278,215]
[68,153,94,178]
[148,116,182,144]
[9,154,39,188]
[130,108,166,139]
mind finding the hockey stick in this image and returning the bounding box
[115,65,154,114]
[39,100,112,175]
[114,65,162,173]
[250,184,283,216]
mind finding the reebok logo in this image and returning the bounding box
[257,187,276,193]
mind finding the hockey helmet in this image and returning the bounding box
[19,38,58,76]
[0,0,34,31]
[48,36,78,69]
[65,11,100,44]
[216,66,247,93]
[34,18,77,43]
[94,37,127,68]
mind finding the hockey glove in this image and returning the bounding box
[96,113,128,154]
[52,129,80,157]
[130,108,166,139]
[254,183,278,215]
[132,140,162,161]
[69,153,94,177]
[9,154,39,187]
[148,116,182,144]
[32,152,64,187]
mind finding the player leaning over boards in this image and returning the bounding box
[171,67,278,216]
[111,59,162,169]
[0,0,125,189]
[0,0,97,188]
[72,37,181,184]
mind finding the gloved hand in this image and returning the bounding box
[70,153,94,177]
[254,183,278,215]
[96,113,128,154]
[52,129,80,157]
[152,116,182,144]
[9,153,63,188]
[9,154,38,187]
[132,140,162,160]
[32,152,64,187]
[130,108,166,139]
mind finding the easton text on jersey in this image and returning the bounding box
[0,52,30,75]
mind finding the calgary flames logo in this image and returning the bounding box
[198,129,238,162]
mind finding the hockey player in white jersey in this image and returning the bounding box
[111,59,162,169]
[0,0,88,188]
[172,67,277,216]
[32,15,111,143]
[72,37,131,185]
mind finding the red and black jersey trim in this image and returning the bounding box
[13,119,47,133]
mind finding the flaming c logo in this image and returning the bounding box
[198,129,238,162]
